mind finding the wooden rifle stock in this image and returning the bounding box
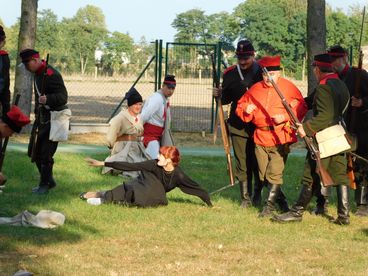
[347,155,356,189]
[212,63,228,145]
[211,53,234,185]
[262,68,334,186]
[217,97,234,185]
[303,136,334,186]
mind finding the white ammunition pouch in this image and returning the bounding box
[49,108,72,142]
[316,123,351,159]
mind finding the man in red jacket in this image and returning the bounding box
[236,56,307,217]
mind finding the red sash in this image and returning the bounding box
[143,123,164,147]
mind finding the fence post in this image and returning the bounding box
[155,40,159,91]
[165,42,169,79]
[158,39,163,87]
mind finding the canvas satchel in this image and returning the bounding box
[50,108,72,142]
[315,123,351,158]
[315,92,352,159]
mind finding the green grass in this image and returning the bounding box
[0,151,368,275]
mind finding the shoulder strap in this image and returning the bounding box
[236,64,244,81]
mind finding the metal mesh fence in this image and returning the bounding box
[57,41,217,133]
[165,43,216,132]
[64,67,156,124]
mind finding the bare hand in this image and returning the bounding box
[296,123,306,138]
[351,96,363,107]
[213,86,222,98]
[38,95,47,105]
[245,104,257,114]
[85,157,104,167]
[272,114,285,125]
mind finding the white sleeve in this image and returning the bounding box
[141,95,159,123]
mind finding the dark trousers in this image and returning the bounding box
[29,123,58,187]
[103,183,134,204]
[230,130,260,197]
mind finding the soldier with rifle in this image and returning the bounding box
[212,40,261,208]
[273,53,351,225]
[327,45,368,216]
[236,56,307,217]
[20,49,68,194]
[213,40,288,210]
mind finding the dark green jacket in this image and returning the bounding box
[304,74,350,136]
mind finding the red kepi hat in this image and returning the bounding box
[327,45,348,59]
[163,75,176,88]
[2,106,31,133]
[312,53,333,69]
[258,56,281,71]
[19,48,40,63]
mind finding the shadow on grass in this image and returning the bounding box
[0,152,110,274]
[0,218,98,246]
[361,228,368,236]
[168,196,207,206]
[0,218,99,275]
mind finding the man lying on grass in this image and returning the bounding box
[83,146,212,207]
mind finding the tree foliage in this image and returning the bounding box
[101,31,134,76]
[170,1,365,78]
[1,2,366,78]
[62,5,108,74]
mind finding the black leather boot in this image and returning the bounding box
[312,185,333,221]
[259,184,280,217]
[313,194,334,221]
[252,181,264,207]
[271,185,313,223]
[239,181,251,208]
[276,188,289,213]
[355,185,368,217]
[333,185,350,225]
[264,182,289,212]
[314,194,329,215]
[48,164,57,189]
[32,164,52,194]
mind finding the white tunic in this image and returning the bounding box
[141,90,173,159]
[141,90,170,128]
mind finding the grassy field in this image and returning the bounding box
[0,150,368,275]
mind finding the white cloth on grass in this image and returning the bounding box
[0,210,65,229]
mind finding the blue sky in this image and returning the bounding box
[1,0,366,43]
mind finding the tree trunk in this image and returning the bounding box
[307,0,326,95]
[13,0,38,122]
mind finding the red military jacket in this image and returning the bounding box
[236,77,307,147]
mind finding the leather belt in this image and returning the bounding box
[258,123,286,131]
[116,134,141,142]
